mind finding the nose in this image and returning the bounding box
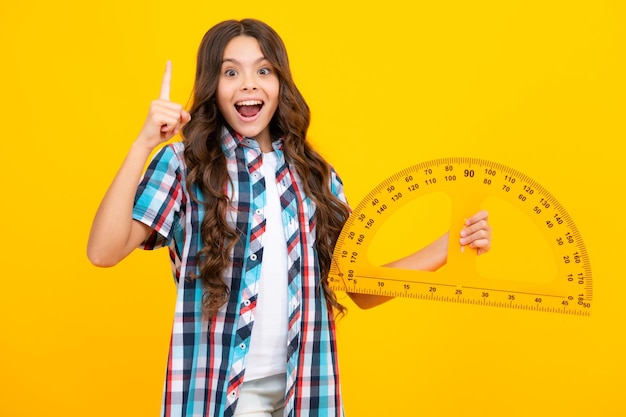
[241,73,257,91]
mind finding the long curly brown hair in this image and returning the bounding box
[181,19,350,319]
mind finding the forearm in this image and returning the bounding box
[347,233,449,309]
[383,232,448,271]
[87,141,153,267]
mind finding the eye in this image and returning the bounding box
[258,67,271,76]
[224,69,238,77]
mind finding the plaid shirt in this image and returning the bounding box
[133,126,347,417]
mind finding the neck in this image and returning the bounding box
[255,131,273,152]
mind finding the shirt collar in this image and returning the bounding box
[220,125,284,158]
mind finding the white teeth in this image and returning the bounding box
[236,100,263,106]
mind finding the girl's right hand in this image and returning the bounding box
[135,61,191,150]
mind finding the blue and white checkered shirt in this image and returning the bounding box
[133,126,347,417]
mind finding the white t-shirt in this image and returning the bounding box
[245,151,289,380]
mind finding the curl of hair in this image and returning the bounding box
[182,19,350,319]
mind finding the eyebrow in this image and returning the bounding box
[221,56,268,65]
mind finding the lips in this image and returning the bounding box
[235,99,264,118]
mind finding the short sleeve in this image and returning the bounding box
[133,144,184,250]
[330,166,350,208]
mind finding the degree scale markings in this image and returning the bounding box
[329,157,592,316]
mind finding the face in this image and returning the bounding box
[217,35,280,150]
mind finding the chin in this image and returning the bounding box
[233,127,259,138]
[232,121,269,139]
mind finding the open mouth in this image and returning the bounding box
[235,99,264,118]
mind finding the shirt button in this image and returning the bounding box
[239,343,246,350]
[243,299,251,307]
[255,208,262,215]
[250,254,257,261]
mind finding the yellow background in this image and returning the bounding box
[1,0,624,416]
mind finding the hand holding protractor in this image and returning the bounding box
[329,157,592,316]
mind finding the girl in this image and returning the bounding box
[87,19,491,417]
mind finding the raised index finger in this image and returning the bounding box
[159,60,172,101]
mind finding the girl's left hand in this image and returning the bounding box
[460,210,492,255]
